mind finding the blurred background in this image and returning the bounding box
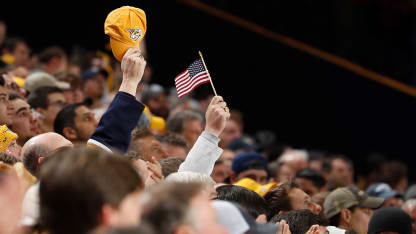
[2,0,416,181]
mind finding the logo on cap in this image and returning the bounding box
[127,28,142,41]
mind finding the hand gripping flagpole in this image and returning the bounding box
[198,51,218,96]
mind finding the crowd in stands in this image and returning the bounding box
[0,17,415,234]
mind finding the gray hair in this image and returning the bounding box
[166,110,203,134]
[402,199,416,211]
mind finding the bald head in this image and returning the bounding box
[278,149,309,174]
[22,133,73,176]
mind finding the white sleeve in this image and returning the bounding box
[178,131,223,175]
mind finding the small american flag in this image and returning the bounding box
[174,58,210,98]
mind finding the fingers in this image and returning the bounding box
[210,95,224,105]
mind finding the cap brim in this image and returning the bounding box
[110,38,139,62]
[55,81,70,90]
[359,196,385,209]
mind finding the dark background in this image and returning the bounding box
[2,1,416,181]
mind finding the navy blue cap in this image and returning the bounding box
[81,67,108,81]
[232,152,268,174]
[227,138,257,152]
[365,183,402,199]
[368,207,412,234]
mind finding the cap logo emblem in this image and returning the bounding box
[127,28,142,41]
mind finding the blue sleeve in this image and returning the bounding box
[89,91,144,153]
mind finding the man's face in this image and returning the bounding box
[329,159,353,187]
[295,177,320,196]
[43,92,67,125]
[190,193,228,234]
[288,188,322,214]
[136,136,167,161]
[182,119,203,147]
[84,75,105,99]
[10,99,38,145]
[0,86,13,126]
[219,119,242,147]
[211,163,230,183]
[236,169,268,185]
[161,143,187,158]
[12,42,30,67]
[382,197,403,208]
[349,207,374,234]
[148,94,170,118]
[403,205,416,234]
[73,105,98,143]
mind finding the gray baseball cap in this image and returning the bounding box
[24,72,70,93]
[324,185,384,219]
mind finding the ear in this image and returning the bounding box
[173,224,194,234]
[62,127,77,141]
[100,204,117,227]
[38,156,45,165]
[340,208,351,224]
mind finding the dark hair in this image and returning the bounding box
[270,209,329,234]
[383,160,408,190]
[264,180,300,220]
[142,182,204,234]
[1,37,26,53]
[23,144,48,177]
[104,224,155,234]
[215,184,270,218]
[8,92,22,101]
[38,46,66,64]
[156,132,189,152]
[39,147,143,234]
[0,152,22,165]
[53,103,85,135]
[0,76,4,86]
[27,86,62,109]
[158,157,185,177]
[295,169,326,189]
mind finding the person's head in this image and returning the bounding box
[270,209,329,234]
[324,186,384,234]
[219,109,243,148]
[155,131,189,158]
[8,93,38,146]
[82,67,107,99]
[158,157,185,177]
[38,46,68,76]
[0,77,13,126]
[322,155,354,190]
[366,183,403,208]
[166,110,204,147]
[27,86,67,132]
[141,84,170,119]
[23,72,70,94]
[402,199,416,234]
[39,147,143,234]
[141,182,227,234]
[1,37,30,67]
[368,207,412,234]
[128,126,167,161]
[384,160,408,194]
[54,103,97,145]
[215,184,270,218]
[21,132,73,176]
[58,73,84,104]
[211,160,230,183]
[295,169,327,196]
[264,180,322,220]
[278,149,309,174]
[230,152,268,184]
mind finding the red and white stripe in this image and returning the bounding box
[175,70,210,98]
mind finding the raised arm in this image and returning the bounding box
[178,96,230,175]
[88,48,147,152]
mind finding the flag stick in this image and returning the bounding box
[198,51,218,96]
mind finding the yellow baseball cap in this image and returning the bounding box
[0,125,18,153]
[104,6,147,61]
[234,178,278,197]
